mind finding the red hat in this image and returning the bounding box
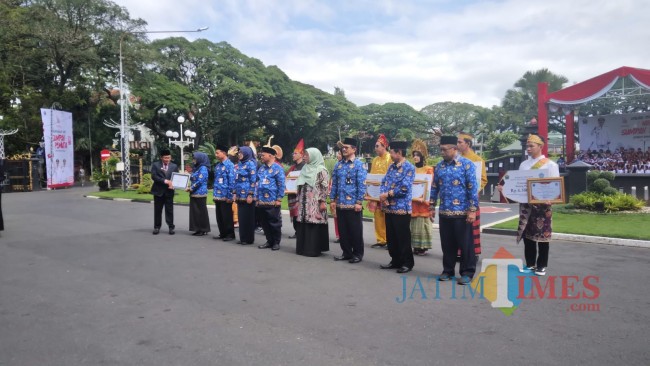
[293,138,305,153]
[376,134,389,148]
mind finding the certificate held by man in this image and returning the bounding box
[170,172,191,190]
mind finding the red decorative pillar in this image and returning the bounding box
[537,82,549,156]
[566,111,575,162]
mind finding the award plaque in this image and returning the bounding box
[170,172,191,190]
[527,177,565,204]
[284,171,301,194]
[364,182,381,201]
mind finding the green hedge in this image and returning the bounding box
[569,191,644,212]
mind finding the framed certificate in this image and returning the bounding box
[527,177,565,204]
[364,182,381,201]
[411,180,428,202]
[170,172,190,190]
[284,170,301,194]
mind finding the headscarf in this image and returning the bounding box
[193,152,210,170]
[296,148,327,188]
[239,146,254,163]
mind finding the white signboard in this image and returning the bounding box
[501,169,549,203]
[579,112,650,151]
[41,108,74,188]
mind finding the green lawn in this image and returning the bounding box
[492,211,650,240]
[87,189,375,218]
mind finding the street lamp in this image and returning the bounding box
[166,116,196,172]
[118,26,208,191]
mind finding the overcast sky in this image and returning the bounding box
[112,0,650,110]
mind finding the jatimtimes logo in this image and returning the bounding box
[396,247,600,315]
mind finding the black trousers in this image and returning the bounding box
[237,201,256,243]
[337,209,364,259]
[524,238,549,268]
[153,194,174,229]
[385,213,414,269]
[256,206,282,245]
[215,200,235,238]
[439,216,475,278]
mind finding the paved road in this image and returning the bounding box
[1,187,649,366]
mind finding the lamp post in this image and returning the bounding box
[166,116,196,172]
[118,26,208,191]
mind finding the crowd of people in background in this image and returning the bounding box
[574,147,650,173]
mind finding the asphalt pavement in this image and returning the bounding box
[1,187,649,366]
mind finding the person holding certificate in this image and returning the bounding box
[369,134,392,249]
[329,137,367,263]
[378,141,415,273]
[256,146,285,251]
[212,144,236,241]
[150,149,178,235]
[234,146,258,245]
[410,139,434,256]
[515,134,559,276]
[187,152,211,236]
[295,148,330,257]
[429,136,479,286]
[457,132,487,261]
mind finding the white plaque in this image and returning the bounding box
[170,172,191,190]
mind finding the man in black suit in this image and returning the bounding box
[151,149,178,235]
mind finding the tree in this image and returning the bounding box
[358,103,429,154]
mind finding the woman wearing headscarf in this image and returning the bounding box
[187,152,211,236]
[410,139,434,255]
[295,148,330,257]
[234,146,258,244]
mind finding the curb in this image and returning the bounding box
[85,195,645,248]
[482,228,650,248]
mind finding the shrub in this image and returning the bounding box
[600,171,615,182]
[602,187,618,196]
[586,170,600,185]
[590,178,611,192]
[137,173,153,194]
[569,191,644,212]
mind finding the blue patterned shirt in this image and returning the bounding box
[189,165,209,197]
[255,163,286,206]
[430,156,479,217]
[380,159,415,215]
[213,159,235,201]
[235,160,258,201]
[330,157,368,209]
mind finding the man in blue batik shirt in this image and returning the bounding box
[256,146,286,251]
[430,135,479,286]
[329,137,367,263]
[213,144,236,241]
[378,141,415,273]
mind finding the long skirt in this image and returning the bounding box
[189,196,210,233]
[410,217,433,250]
[296,222,329,257]
[237,201,256,243]
[0,191,4,231]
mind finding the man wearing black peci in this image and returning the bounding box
[151,149,178,235]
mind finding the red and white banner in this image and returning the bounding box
[578,112,650,152]
[41,108,74,188]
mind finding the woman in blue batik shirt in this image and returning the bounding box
[234,146,258,244]
[187,152,211,236]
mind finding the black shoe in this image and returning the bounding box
[169,228,175,235]
[222,237,235,242]
[457,275,472,285]
[380,263,400,269]
[396,266,412,274]
[213,235,225,239]
[438,273,454,281]
[371,243,387,249]
[271,244,280,251]
[258,242,273,249]
[288,234,297,239]
[153,228,160,235]
[237,240,253,245]
[192,231,204,236]
[334,238,340,243]
[348,257,362,264]
[333,255,352,261]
